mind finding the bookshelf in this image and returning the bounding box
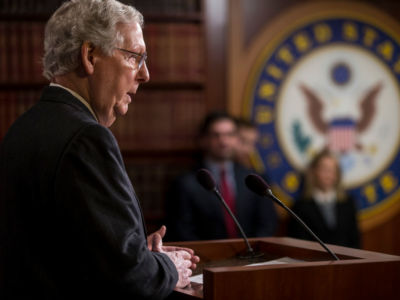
[0,0,208,232]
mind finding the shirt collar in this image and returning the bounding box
[313,189,336,204]
[50,83,98,122]
[204,159,234,180]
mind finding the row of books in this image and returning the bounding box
[0,89,206,149]
[0,0,62,15]
[111,89,205,151]
[124,0,201,15]
[144,23,205,83]
[0,22,45,85]
[0,21,204,85]
[0,90,41,140]
[0,0,201,16]
[125,161,188,219]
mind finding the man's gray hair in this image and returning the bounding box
[43,0,143,80]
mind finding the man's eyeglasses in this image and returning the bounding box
[115,47,147,70]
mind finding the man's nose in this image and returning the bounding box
[137,62,150,83]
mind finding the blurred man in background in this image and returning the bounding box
[166,112,277,241]
[234,118,260,169]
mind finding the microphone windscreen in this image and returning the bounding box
[245,174,270,196]
[196,168,216,191]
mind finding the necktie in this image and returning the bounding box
[220,167,237,238]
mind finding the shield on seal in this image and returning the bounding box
[328,118,356,153]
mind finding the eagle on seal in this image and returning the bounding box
[299,82,382,153]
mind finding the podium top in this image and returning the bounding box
[167,237,400,300]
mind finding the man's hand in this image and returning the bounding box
[161,245,200,270]
[148,226,201,288]
[163,250,193,288]
[147,225,166,252]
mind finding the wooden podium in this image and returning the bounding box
[167,237,400,300]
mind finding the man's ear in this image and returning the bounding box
[81,41,96,75]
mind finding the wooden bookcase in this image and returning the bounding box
[0,0,210,232]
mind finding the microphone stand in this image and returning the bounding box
[267,189,340,261]
[213,188,264,259]
[244,173,340,261]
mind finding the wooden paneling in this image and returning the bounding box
[362,212,400,255]
[204,0,228,111]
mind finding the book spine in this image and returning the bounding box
[143,24,158,83]
[21,22,31,84]
[0,22,7,84]
[9,22,19,83]
[32,22,45,83]
[143,22,204,83]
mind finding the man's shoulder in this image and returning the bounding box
[0,86,110,165]
[233,162,256,181]
[171,164,209,193]
[175,169,198,184]
[7,86,97,136]
[38,86,97,123]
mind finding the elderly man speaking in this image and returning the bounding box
[0,0,198,299]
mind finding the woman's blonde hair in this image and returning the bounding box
[302,149,346,201]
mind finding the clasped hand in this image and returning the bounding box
[147,225,200,288]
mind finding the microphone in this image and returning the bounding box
[245,174,340,261]
[196,169,262,259]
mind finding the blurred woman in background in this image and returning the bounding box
[288,149,361,248]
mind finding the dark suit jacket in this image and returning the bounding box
[166,163,277,241]
[0,86,177,299]
[287,196,361,248]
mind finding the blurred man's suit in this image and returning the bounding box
[166,162,277,241]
